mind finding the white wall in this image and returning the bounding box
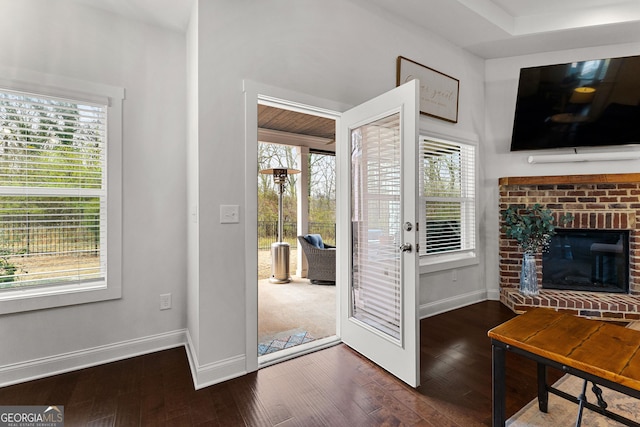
[484,42,640,297]
[0,0,187,383]
[190,0,486,384]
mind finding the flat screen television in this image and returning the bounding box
[510,55,640,151]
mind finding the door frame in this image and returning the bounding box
[243,80,349,372]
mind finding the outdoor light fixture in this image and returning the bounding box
[259,167,300,283]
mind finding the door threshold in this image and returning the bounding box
[258,335,341,368]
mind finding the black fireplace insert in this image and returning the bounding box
[542,229,629,293]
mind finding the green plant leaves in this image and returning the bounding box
[501,203,574,254]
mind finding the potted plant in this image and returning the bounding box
[501,204,573,295]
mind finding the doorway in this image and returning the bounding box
[244,80,421,386]
[256,101,338,364]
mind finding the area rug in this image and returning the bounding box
[258,330,315,356]
[507,321,640,426]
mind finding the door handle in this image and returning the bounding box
[399,243,413,253]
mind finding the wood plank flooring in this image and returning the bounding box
[0,301,562,426]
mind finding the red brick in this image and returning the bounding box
[603,312,624,319]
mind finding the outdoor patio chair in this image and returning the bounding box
[297,235,336,285]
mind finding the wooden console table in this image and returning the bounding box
[488,308,640,426]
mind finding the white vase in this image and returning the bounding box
[520,253,539,296]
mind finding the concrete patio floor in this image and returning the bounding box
[258,276,336,347]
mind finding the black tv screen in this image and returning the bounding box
[510,55,640,151]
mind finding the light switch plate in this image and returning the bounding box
[220,205,240,223]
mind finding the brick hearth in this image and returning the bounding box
[500,289,640,321]
[499,173,640,321]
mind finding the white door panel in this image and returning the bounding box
[337,80,420,387]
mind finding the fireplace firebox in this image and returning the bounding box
[542,229,629,293]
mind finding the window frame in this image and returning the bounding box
[418,128,478,274]
[0,67,123,314]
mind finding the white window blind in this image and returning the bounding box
[420,137,475,257]
[351,113,401,341]
[0,89,106,290]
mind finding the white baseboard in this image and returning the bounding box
[486,287,501,301]
[1,292,503,390]
[185,330,247,390]
[0,329,187,388]
[420,290,488,319]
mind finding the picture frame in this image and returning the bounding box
[396,56,459,123]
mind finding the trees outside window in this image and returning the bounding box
[421,137,476,258]
[308,152,335,245]
[257,142,336,249]
[0,90,106,289]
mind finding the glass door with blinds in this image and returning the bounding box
[337,80,420,387]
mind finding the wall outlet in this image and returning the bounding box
[160,293,172,310]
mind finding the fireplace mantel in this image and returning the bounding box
[499,173,640,322]
[499,173,640,186]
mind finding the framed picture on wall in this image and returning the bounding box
[396,56,459,123]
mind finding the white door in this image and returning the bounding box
[337,80,420,387]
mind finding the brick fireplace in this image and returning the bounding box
[499,173,640,321]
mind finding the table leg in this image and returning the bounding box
[492,342,506,427]
[537,362,548,413]
[575,379,588,427]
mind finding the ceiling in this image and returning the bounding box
[258,105,336,151]
[363,0,640,58]
[66,0,639,143]
[258,105,335,141]
[68,0,640,59]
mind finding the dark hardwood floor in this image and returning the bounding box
[0,301,562,426]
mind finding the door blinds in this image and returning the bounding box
[351,113,401,341]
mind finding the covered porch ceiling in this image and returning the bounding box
[258,105,336,153]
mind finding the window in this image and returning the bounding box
[419,136,476,271]
[0,69,123,314]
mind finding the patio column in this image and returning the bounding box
[296,146,309,277]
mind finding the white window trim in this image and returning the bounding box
[418,124,479,274]
[0,66,123,314]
